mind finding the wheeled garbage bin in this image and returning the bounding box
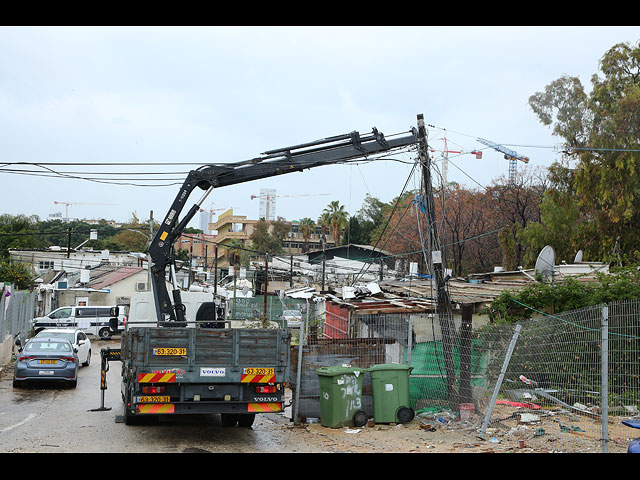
[368,363,415,424]
[316,366,368,428]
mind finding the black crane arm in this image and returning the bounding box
[147,124,424,326]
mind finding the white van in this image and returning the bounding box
[32,305,126,339]
[126,291,223,327]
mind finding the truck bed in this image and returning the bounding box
[121,327,291,384]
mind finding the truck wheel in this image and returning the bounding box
[99,328,112,340]
[237,414,256,427]
[221,413,238,427]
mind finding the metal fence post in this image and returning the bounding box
[478,323,522,440]
[601,305,609,453]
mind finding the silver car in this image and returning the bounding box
[35,328,92,367]
[13,337,79,388]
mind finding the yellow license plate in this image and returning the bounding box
[40,359,57,364]
[152,348,186,356]
[138,395,170,403]
[243,367,275,376]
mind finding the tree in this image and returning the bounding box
[0,259,33,289]
[322,201,349,246]
[298,217,315,252]
[528,41,640,262]
[486,168,545,270]
[343,194,387,246]
[249,218,290,256]
[0,214,41,258]
[224,239,245,267]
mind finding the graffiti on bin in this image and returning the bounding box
[337,374,362,417]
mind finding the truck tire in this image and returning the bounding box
[221,413,238,427]
[237,413,256,427]
[99,328,112,340]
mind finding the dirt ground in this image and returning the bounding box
[271,402,633,453]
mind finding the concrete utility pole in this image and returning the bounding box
[417,114,458,408]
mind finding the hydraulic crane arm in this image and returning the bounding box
[148,123,424,326]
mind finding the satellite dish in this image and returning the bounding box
[535,245,556,280]
[574,250,583,263]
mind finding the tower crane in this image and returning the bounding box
[250,192,330,220]
[249,193,330,200]
[476,138,529,185]
[53,201,117,218]
[429,136,482,188]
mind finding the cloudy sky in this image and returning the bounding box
[1,26,639,232]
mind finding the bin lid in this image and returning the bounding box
[317,365,365,376]
[368,363,414,372]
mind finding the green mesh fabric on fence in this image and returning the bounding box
[407,341,490,403]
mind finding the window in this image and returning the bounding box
[49,308,71,319]
[38,261,54,270]
[96,308,111,317]
[76,308,97,318]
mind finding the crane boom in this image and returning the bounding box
[148,125,422,326]
[476,137,529,184]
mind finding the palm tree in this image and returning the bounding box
[317,211,331,250]
[224,239,245,268]
[298,217,316,252]
[322,201,349,246]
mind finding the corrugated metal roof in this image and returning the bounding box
[85,266,145,289]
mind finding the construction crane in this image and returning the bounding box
[429,136,482,188]
[53,201,117,218]
[476,137,529,185]
[249,193,330,200]
[250,192,330,220]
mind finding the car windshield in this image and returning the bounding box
[37,332,74,343]
[25,341,72,353]
[283,310,301,317]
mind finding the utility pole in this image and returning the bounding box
[66,227,72,258]
[417,113,458,408]
[148,211,153,290]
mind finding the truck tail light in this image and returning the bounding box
[142,386,166,394]
[256,385,276,393]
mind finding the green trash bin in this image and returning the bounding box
[316,366,368,428]
[368,363,415,424]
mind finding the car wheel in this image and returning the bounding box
[82,349,91,367]
[69,379,77,388]
[99,328,111,340]
[12,379,22,388]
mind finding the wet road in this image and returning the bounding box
[0,338,302,453]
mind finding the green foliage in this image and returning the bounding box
[527,41,640,262]
[0,259,34,289]
[249,219,288,255]
[489,264,640,323]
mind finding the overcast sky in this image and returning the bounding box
[2,26,639,233]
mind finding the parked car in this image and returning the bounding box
[32,305,126,339]
[13,337,79,388]
[282,309,303,328]
[34,328,92,367]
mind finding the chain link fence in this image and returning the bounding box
[289,298,640,452]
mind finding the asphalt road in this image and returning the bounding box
[0,337,302,453]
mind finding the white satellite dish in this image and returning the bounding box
[535,245,556,280]
[574,250,583,263]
